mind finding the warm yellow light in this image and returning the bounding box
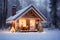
[10,27,15,33]
[30,19,35,30]
[30,19,35,27]
[19,19,26,27]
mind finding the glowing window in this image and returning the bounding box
[19,19,26,27]
[30,19,35,27]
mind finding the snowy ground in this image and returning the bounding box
[0,28,60,40]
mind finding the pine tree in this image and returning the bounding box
[50,0,58,28]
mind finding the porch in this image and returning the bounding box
[9,18,43,32]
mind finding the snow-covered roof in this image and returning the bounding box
[6,16,13,21]
[6,4,47,23]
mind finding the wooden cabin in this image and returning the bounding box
[6,5,47,32]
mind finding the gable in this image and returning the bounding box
[21,8,44,21]
[16,7,46,22]
[22,8,40,18]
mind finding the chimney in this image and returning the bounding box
[12,6,16,16]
